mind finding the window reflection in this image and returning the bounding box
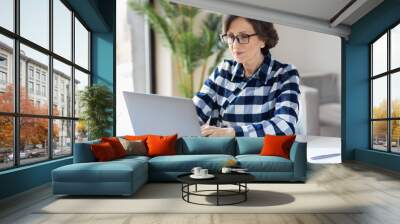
[0,34,14,113]
[20,44,49,115]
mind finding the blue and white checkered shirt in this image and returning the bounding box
[193,52,300,137]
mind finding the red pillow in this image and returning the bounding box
[260,135,296,159]
[101,137,127,158]
[91,142,117,161]
[146,134,178,157]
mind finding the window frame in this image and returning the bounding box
[370,20,400,154]
[0,0,92,171]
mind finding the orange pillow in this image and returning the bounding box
[91,142,117,161]
[146,134,178,157]
[259,135,296,159]
[124,135,149,142]
[101,137,127,158]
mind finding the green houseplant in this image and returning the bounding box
[129,0,226,98]
[79,84,113,140]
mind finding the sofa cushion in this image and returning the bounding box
[236,155,293,172]
[101,137,127,158]
[147,134,178,157]
[74,139,100,163]
[236,137,263,155]
[53,158,148,183]
[91,142,118,161]
[148,154,235,172]
[177,137,236,155]
[118,138,147,156]
[260,135,296,159]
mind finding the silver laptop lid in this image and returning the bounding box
[123,91,201,137]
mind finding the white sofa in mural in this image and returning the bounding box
[299,73,341,137]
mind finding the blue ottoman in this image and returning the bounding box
[52,156,148,196]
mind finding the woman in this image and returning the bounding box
[193,15,300,137]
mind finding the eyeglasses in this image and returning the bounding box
[220,33,258,44]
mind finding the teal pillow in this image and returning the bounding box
[177,137,236,155]
[236,137,264,155]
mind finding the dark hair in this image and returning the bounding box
[223,15,279,55]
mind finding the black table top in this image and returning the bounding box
[177,172,255,185]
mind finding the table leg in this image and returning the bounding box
[245,183,247,201]
[195,184,197,192]
[217,184,219,206]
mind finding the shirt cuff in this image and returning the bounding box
[232,125,244,137]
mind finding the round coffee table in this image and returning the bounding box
[177,172,255,206]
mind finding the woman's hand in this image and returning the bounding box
[201,124,235,137]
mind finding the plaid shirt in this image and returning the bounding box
[193,52,300,137]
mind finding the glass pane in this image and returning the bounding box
[53,119,72,158]
[0,116,13,170]
[0,34,14,112]
[74,69,89,118]
[20,0,49,48]
[0,0,14,31]
[53,59,72,117]
[391,120,400,153]
[75,120,88,143]
[20,117,49,165]
[391,72,400,118]
[53,0,72,60]
[20,44,49,115]
[372,121,388,151]
[391,24,400,70]
[74,18,89,70]
[372,33,387,76]
[372,77,387,119]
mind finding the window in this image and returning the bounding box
[0,71,6,85]
[371,23,400,154]
[53,59,72,117]
[36,83,40,95]
[35,70,41,81]
[0,0,14,32]
[0,54,7,67]
[0,54,7,88]
[53,0,72,60]
[0,0,91,170]
[28,81,34,94]
[42,85,46,97]
[75,18,89,70]
[41,73,46,82]
[29,67,34,80]
[20,0,49,49]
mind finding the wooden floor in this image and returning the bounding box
[1,162,400,224]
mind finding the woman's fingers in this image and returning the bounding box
[201,126,219,136]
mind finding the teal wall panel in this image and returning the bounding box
[344,0,400,171]
[0,158,72,199]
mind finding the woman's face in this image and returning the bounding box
[226,17,265,64]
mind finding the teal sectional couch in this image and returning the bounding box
[52,137,307,196]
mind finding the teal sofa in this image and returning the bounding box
[52,137,307,196]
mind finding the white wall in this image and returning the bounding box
[271,24,341,76]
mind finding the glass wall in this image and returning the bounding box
[0,0,91,170]
[370,23,400,154]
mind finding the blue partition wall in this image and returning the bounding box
[343,0,400,171]
[0,0,116,200]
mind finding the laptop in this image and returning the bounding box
[123,91,201,136]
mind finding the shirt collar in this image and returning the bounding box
[231,51,272,83]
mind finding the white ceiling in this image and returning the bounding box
[224,0,352,23]
[169,0,384,38]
